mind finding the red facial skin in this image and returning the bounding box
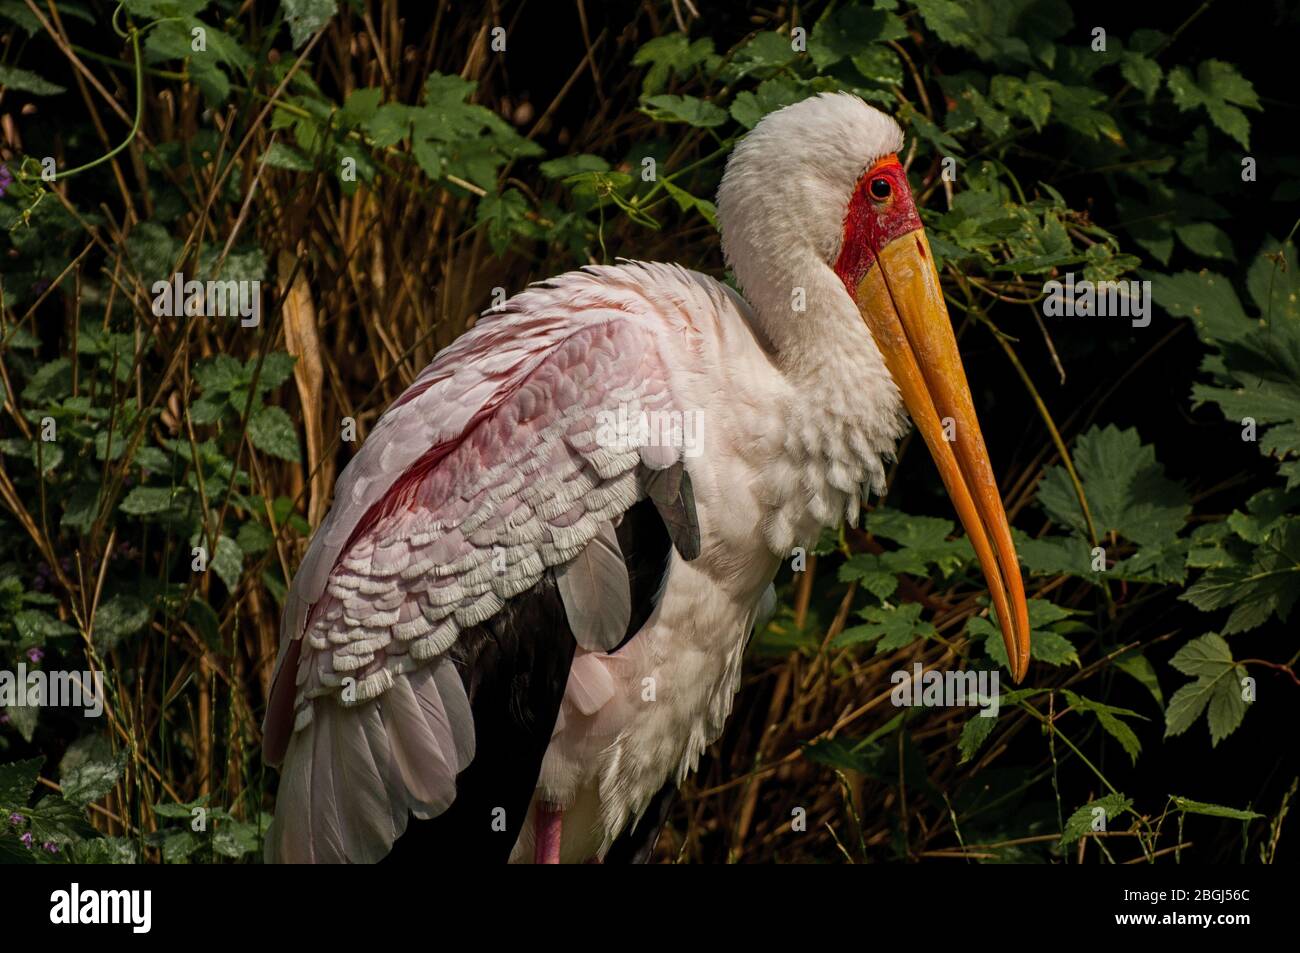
[832,154,924,294]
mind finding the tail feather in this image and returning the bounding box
[333,704,400,863]
[381,677,456,812]
[265,658,474,863]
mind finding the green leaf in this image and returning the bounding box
[1170,796,1263,821]
[93,594,150,649]
[852,45,904,88]
[958,709,998,763]
[248,406,301,462]
[1015,531,1093,576]
[1167,60,1260,149]
[1119,53,1162,102]
[726,32,796,80]
[0,66,66,96]
[162,829,203,863]
[236,520,274,556]
[1181,521,1300,632]
[837,554,900,601]
[1176,222,1234,261]
[59,750,128,807]
[539,155,609,179]
[1037,425,1189,576]
[14,609,76,645]
[729,78,807,130]
[212,818,263,858]
[153,795,208,819]
[1247,238,1300,324]
[0,757,43,809]
[1164,634,1249,745]
[990,75,1052,130]
[252,352,297,392]
[23,358,72,402]
[642,94,728,128]
[865,508,973,574]
[631,34,717,95]
[1061,793,1132,845]
[833,602,936,654]
[662,179,717,227]
[1114,649,1164,708]
[120,486,179,516]
[1044,81,1123,145]
[1151,268,1251,344]
[476,188,540,256]
[195,353,244,394]
[281,0,337,49]
[71,837,140,863]
[1063,690,1146,765]
[339,87,383,128]
[263,142,316,172]
[210,534,243,592]
[809,5,907,70]
[61,484,102,534]
[969,598,1081,668]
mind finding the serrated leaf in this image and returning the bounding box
[0,757,43,808]
[93,594,151,650]
[210,535,243,592]
[120,486,178,516]
[1064,690,1146,765]
[809,5,907,70]
[59,750,127,807]
[969,598,1081,669]
[1061,793,1132,845]
[248,406,301,462]
[1167,60,1259,149]
[539,154,609,179]
[958,709,998,763]
[1119,53,1162,101]
[642,94,728,128]
[282,0,337,49]
[0,65,66,96]
[263,142,315,172]
[833,602,935,653]
[1037,425,1189,577]
[1164,634,1250,745]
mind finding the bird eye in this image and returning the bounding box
[869,177,892,201]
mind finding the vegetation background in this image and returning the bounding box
[0,0,1296,863]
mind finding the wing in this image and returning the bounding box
[263,266,704,863]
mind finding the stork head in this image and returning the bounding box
[717,93,1031,681]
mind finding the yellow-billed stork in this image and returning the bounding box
[262,92,1031,864]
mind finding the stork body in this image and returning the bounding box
[263,94,1030,863]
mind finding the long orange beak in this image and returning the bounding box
[853,230,1031,681]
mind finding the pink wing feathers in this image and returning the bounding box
[263,264,702,863]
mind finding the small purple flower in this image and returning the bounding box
[20,832,33,848]
[42,841,59,853]
[7,812,23,828]
[0,163,11,199]
[32,574,46,591]
[26,646,44,664]
[0,712,10,726]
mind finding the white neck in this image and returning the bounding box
[729,246,907,554]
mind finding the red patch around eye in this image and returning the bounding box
[832,155,924,294]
